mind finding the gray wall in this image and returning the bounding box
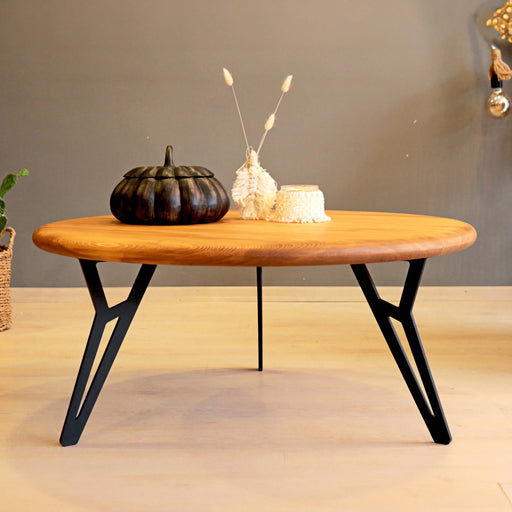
[1,0,510,287]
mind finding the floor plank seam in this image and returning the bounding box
[498,483,512,506]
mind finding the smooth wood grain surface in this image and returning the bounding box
[32,210,477,266]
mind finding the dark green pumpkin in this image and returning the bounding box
[110,145,230,224]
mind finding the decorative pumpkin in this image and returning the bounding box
[110,145,230,225]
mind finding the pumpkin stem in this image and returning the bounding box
[164,145,175,167]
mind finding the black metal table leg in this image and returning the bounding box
[59,260,156,446]
[351,259,452,444]
[257,266,263,371]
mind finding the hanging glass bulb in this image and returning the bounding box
[486,73,511,118]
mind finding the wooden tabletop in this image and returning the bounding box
[32,210,477,267]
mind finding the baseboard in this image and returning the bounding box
[10,286,512,304]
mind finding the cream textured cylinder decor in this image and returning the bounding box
[272,185,331,223]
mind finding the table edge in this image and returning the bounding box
[32,211,478,267]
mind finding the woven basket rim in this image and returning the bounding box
[0,227,15,251]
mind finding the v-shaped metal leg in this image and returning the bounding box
[59,260,156,446]
[351,259,451,444]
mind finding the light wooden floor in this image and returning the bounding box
[1,286,512,511]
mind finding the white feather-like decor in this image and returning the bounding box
[232,149,277,220]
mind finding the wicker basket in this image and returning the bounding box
[0,227,15,331]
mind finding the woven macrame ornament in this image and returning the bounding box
[232,148,277,220]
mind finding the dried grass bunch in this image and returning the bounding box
[223,68,293,220]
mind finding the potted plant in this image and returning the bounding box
[0,168,29,331]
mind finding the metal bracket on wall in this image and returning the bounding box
[351,258,452,445]
[59,259,156,446]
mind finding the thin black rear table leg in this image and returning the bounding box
[257,266,263,371]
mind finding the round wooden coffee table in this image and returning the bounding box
[33,210,477,446]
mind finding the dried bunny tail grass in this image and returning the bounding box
[264,113,275,131]
[223,67,234,86]
[256,74,293,156]
[256,114,275,155]
[281,74,293,93]
[223,67,249,148]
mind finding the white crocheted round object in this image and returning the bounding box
[272,185,331,223]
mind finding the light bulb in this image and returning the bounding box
[486,73,511,118]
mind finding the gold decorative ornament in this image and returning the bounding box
[486,1,512,42]
[486,80,511,118]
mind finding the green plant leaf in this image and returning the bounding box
[0,198,5,216]
[0,168,29,198]
[0,216,7,233]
